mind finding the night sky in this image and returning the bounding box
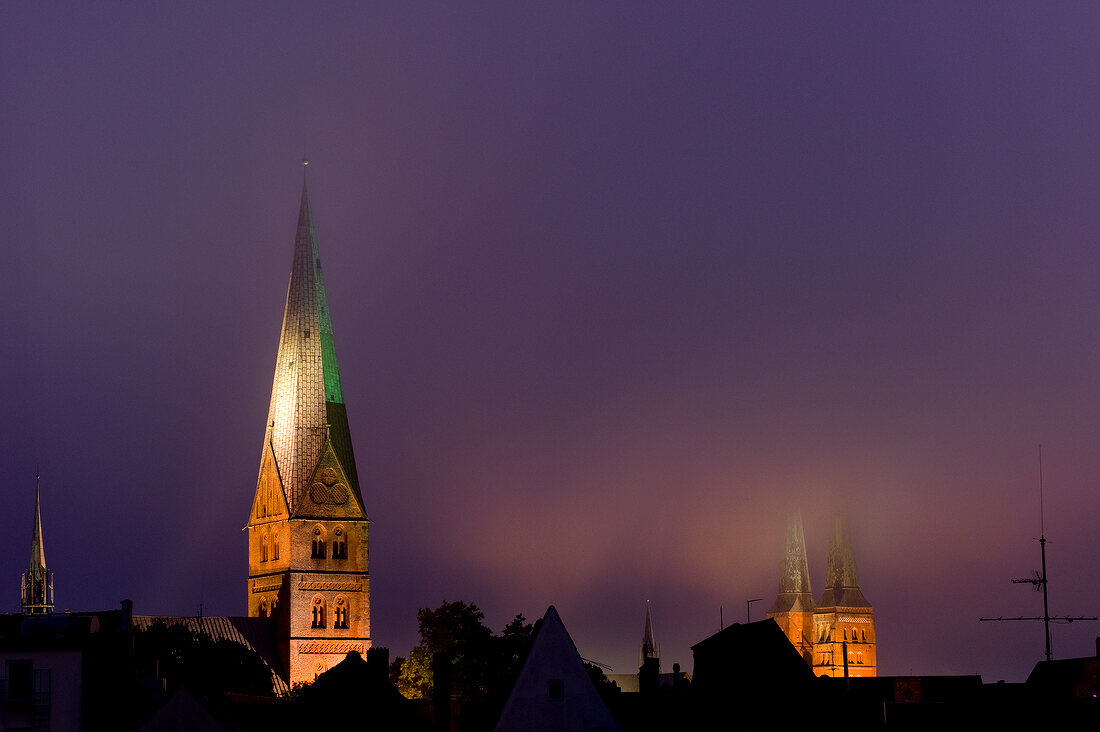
[3,3,1099,682]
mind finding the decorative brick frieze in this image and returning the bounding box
[298,641,364,655]
[297,579,362,592]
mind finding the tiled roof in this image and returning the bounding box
[133,615,288,694]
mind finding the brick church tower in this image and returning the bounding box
[247,170,371,685]
[811,516,875,677]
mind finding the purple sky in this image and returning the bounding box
[3,3,1099,682]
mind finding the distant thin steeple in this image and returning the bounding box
[640,601,659,667]
[768,509,815,614]
[817,515,870,608]
[22,473,54,615]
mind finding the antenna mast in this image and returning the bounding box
[979,446,1096,662]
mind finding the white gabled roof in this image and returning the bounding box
[495,606,619,732]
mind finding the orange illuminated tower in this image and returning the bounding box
[811,516,875,677]
[246,169,371,685]
[766,510,815,664]
[21,473,54,616]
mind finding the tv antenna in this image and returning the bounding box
[979,445,1096,662]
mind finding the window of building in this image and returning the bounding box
[258,600,269,618]
[857,651,864,664]
[312,597,326,628]
[333,528,347,559]
[261,534,269,562]
[548,679,563,700]
[312,526,326,559]
[271,531,279,560]
[334,596,349,629]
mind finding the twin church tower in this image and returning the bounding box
[767,512,876,677]
[246,175,371,685]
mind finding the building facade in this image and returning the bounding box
[767,512,876,678]
[247,175,371,686]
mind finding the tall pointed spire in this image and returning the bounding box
[817,515,870,608]
[30,473,46,571]
[768,509,814,614]
[22,473,53,615]
[640,601,659,667]
[263,174,361,514]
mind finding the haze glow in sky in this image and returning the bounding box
[3,3,1099,682]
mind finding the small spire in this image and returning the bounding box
[23,472,53,615]
[30,472,45,570]
[640,600,659,665]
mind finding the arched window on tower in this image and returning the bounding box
[334,596,349,629]
[312,526,326,559]
[311,597,326,628]
[258,600,269,618]
[271,530,279,560]
[261,533,269,562]
[333,527,347,559]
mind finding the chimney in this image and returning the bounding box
[367,646,389,685]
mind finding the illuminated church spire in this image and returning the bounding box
[769,509,815,613]
[22,473,54,615]
[817,515,869,609]
[263,169,362,514]
[766,510,814,663]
